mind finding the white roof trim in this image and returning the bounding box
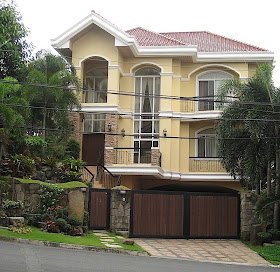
[51,12,274,61]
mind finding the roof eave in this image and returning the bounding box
[195,51,274,62]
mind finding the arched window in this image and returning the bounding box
[84,67,108,103]
[197,128,217,158]
[134,67,160,163]
[197,71,232,111]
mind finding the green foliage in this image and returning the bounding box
[57,170,82,182]
[2,199,22,216]
[256,195,280,222]
[25,136,47,157]
[62,157,85,172]
[216,64,278,190]
[24,50,81,141]
[0,176,11,203]
[8,154,35,177]
[55,218,71,233]
[0,2,31,80]
[83,211,89,227]
[0,78,30,154]
[39,184,64,213]
[256,232,272,244]
[67,214,82,227]
[43,156,58,170]
[66,139,80,159]
[268,229,280,240]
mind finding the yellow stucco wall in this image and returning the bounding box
[69,26,263,191]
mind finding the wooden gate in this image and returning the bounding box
[189,194,239,238]
[89,189,110,229]
[130,191,239,238]
[131,192,185,238]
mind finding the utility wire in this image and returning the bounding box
[2,79,280,108]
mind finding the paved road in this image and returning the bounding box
[0,241,278,272]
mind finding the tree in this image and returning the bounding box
[0,1,31,80]
[0,77,30,155]
[216,64,280,229]
[24,50,81,149]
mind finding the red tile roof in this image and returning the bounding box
[126,27,267,52]
[126,27,185,47]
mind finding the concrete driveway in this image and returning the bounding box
[135,239,270,266]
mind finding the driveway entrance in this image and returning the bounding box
[135,238,269,266]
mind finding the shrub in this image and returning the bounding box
[82,225,88,234]
[83,211,89,227]
[56,207,68,220]
[268,229,280,240]
[2,199,22,216]
[66,139,80,159]
[42,220,60,233]
[56,218,71,233]
[8,154,35,177]
[257,232,272,244]
[26,215,41,227]
[67,214,82,227]
[8,225,32,234]
[39,184,64,213]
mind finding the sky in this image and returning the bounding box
[15,0,280,86]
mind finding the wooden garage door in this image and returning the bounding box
[89,190,110,229]
[189,194,239,238]
[131,192,185,237]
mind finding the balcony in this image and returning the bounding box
[111,148,161,166]
[82,89,107,103]
[181,98,221,113]
[189,158,225,172]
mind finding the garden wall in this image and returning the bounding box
[240,192,259,240]
[11,178,86,220]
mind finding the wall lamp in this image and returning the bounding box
[163,128,167,137]
[121,128,125,137]
[107,123,111,132]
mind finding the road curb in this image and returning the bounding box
[0,236,149,257]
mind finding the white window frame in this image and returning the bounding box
[196,70,233,111]
[83,113,106,133]
[195,127,218,159]
[133,67,160,163]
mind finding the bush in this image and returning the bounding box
[257,232,272,244]
[83,211,89,227]
[66,139,80,159]
[82,225,88,234]
[39,184,64,213]
[268,229,280,240]
[67,214,82,227]
[56,207,68,220]
[56,218,71,233]
[2,199,22,216]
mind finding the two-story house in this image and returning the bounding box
[51,11,274,194]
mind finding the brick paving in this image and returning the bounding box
[135,239,270,266]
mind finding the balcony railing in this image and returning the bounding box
[181,98,221,112]
[112,148,161,166]
[115,149,151,164]
[189,157,225,172]
[82,89,107,103]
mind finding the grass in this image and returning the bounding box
[245,242,280,265]
[15,178,87,189]
[0,226,145,252]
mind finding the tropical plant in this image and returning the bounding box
[24,50,81,142]
[65,139,80,159]
[216,64,280,229]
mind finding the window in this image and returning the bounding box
[84,114,106,132]
[198,71,232,111]
[134,67,160,163]
[84,67,108,103]
[197,128,217,158]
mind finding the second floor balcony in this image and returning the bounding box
[189,157,225,172]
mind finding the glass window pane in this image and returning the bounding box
[84,120,92,132]
[135,67,160,76]
[198,137,205,157]
[141,121,152,133]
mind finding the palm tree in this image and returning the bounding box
[216,64,280,229]
[24,50,81,141]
